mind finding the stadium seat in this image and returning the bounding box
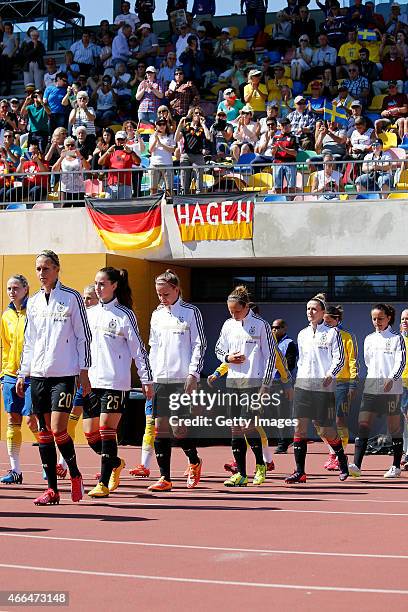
[6,202,27,210]
[32,201,55,209]
[216,174,248,191]
[267,51,281,64]
[396,169,408,189]
[368,95,386,111]
[202,173,215,189]
[239,24,260,40]
[108,124,123,134]
[264,24,273,36]
[304,171,317,193]
[292,81,304,96]
[399,135,408,150]
[387,192,408,199]
[243,172,273,191]
[365,112,381,124]
[263,194,287,201]
[232,38,248,52]
[228,26,239,38]
[379,131,398,150]
[339,193,349,200]
[355,193,381,199]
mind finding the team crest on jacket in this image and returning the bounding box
[57,302,65,312]
[249,326,256,335]
[108,319,117,331]
[385,338,392,353]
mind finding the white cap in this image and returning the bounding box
[138,22,151,29]
[294,95,306,104]
[115,130,127,139]
[221,27,230,34]
[145,65,157,73]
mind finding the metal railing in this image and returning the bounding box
[1,158,408,209]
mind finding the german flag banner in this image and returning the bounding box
[85,197,162,251]
[173,193,256,242]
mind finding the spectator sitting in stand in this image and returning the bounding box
[91,75,118,127]
[373,44,405,95]
[375,80,408,139]
[43,57,58,89]
[230,104,259,161]
[214,28,234,73]
[58,51,80,85]
[342,63,369,106]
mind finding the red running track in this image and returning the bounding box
[0,441,408,611]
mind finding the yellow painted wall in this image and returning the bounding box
[0,254,191,446]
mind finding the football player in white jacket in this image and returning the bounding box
[16,250,92,506]
[285,293,349,484]
[84,267,153,498]
[215,285,291,487]
[147,269,207,493]
[349,303,406,479]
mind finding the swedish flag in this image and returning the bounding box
[358,29,377,41]
[323,103,348,126]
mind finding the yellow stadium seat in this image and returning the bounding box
[387,192,408,199]
[304,171,317,193]
[202,173,215,189]
[339,193,349,200]
[243,172,273,191]
[368,95,386,111]
[108,124,123,134]
[264,24,273,36]
[233,39,248,52]
[229,26,239,38]
[396,169,408,189]
[379,131,398,151]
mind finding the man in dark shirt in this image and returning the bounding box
[272,117,298,195]
[356,47,379,83]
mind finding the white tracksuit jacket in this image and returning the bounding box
[149,298,206,383]
[215,310,280,387]
[87,299,152,390]
[363,326,406,395]
[295,322,345,392]
[19,280,91,378]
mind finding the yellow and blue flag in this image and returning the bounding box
[358,29,377,42]
[323,102,348,126]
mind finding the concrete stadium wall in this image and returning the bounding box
[1,201,408,266]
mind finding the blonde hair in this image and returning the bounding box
[228,285,250,306]
[310,292,327,310]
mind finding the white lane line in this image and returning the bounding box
[0,533,406,561]
[0,563,406,594]
[76,499,408,517]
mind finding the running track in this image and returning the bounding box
[1,442,408,611]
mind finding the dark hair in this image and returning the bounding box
[100,127,115,144]
[325,304,343,320]
[228,285,250,307]
[310,292,327,310]
[37,249,60,267]
[155,269,180,289]
[187,34,198,45]
[99,267,133,308]
[372,303,395,325]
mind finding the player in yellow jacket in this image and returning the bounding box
[0,274,39,484]
[322,305,359,470]
[208,341,292,474]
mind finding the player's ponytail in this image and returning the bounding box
[311,292,327,311]
[99,267,133,309]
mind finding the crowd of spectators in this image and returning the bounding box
[2,0,408,205]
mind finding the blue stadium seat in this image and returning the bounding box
[263,194,287,202]
[6,202,27,210]
[355,193,381,199]
[239,24,260,39]
[267,51,281,64]
[292,81,304,96]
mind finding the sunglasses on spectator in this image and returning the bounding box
[271,325,283,330]
[266,123,274,127]
[194,111,203,115]
[241,111,250,114]
[66,143,76,147]
[156,121,166,126]
[175,71,183,75]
